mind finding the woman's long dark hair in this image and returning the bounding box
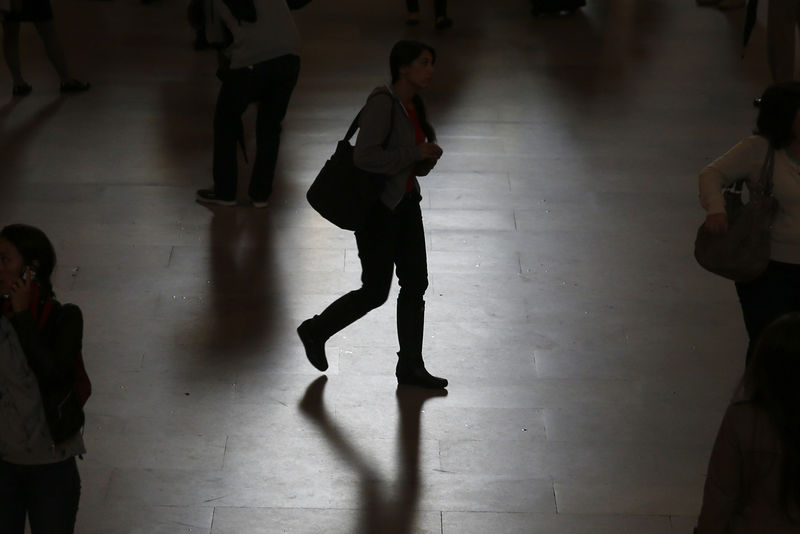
[1,224,57,297]
[390,40,437,142]
[741,313,800,518]
[754,82,800,149]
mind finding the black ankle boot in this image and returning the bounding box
[297,316,328,371]
[396,299,448,389]
[396,357,448,389]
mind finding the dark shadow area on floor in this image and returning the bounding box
[182,205,279,362]
[532,0,665,98]
[0,97,65,201]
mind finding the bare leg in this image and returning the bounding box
[33,19,71,82]
[2,21,27,86]
[767,0,798,82]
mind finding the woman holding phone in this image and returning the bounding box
[0,224,86,534]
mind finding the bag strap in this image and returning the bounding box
[343,88,394,146]
[756,146,775,197]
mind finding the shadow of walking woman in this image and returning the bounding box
[299,376,447,534]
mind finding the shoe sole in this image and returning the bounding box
[397,376,448,389]
[196,194,236,207]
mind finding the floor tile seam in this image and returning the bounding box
[437,436,713,454]
[209,503,447,515]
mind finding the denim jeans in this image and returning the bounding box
[735,260,800,363]
[212,53,300,201]
[0,457,81,534]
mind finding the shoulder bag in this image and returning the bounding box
[694,146,779,282]
[306,92,392,231]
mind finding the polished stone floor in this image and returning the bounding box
[0,0,777,532]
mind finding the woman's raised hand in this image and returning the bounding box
[9,267,32,313]
[419,142,443,160]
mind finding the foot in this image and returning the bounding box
[196,189,236,206]
[406,12,420,25]
[249,198,269,209]
[298,317,328,372]
[435,17,453,30]
[12,82,32,97]
[60,79,91,94]
[396,362,448,389]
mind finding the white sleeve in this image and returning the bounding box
[698,135,767,215]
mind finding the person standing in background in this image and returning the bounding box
[405,0,452,29]
[0,0,90,96]
[195,0,302,208]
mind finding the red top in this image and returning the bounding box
[406,105,425,193]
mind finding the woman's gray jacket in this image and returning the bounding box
[354,86,436,209]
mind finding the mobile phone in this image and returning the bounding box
[19,266,36,281]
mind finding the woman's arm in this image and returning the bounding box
[699,136,767,215]
[354,93,422,175]
[696,406,742,534]
[10,304,83,388]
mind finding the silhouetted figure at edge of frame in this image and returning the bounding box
[695,313,800,533]
[0,224,88,534]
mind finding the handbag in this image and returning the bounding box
[307,93,392,231]
[694,146,779,282]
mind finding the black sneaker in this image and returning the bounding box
[196,189,235,206]
[297,318,328,372]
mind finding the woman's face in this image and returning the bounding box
[0,237,24,296]
[399,50,435,90]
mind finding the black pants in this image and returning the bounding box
[0,457,81,534]
[213,54,300,202]
[735,260,800,363]
[314,194,428,359]
[406,0,447,18]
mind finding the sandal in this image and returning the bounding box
[12,83,32,97]
[60,79,91,93]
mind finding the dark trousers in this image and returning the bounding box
[314,195,429,362]
[213,54,300,202]
[405,0,447,17]
[735,260,800,363]
[0,457,81,534]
